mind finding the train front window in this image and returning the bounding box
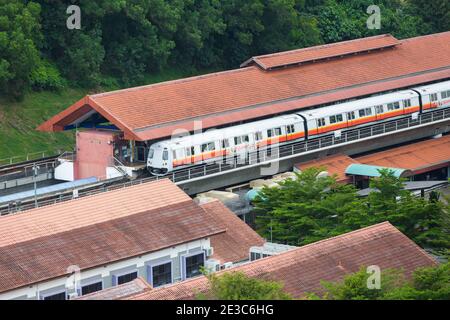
[149,149,154,159]
[162,150,169,161]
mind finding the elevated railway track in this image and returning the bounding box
[1,107,449,215]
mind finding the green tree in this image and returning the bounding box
[197,272,292,300]
[410,0,450,33]
[253,168,450,255]
[311,263,450,300]
[0,0,43,99]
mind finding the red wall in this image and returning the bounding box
[74,131,115,180]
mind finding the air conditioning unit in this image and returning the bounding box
[205,247,214,257]
[204,259,221,273]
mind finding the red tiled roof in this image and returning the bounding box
[295,154,359,183]
[126,222,437,300]
[201,200,265,264]
[0,180,226,294]
[356,135,450,174]
[241,34,400,70]
[38,32,450,141]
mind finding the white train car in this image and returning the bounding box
[147,80,450,175]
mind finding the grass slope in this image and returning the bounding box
[0,68,211,161]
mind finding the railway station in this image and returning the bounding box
[34,32,450,184]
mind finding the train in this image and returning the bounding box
[147,80,450,175]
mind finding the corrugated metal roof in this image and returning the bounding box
[345,164,411,178]
[38,32,450,141]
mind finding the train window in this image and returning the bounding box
[185,148,191,157]
[359,109,366,117]
[267,129,273,138]
[202,144,208,152]
[234,136,242,145]
[149,149,154,159]
[222,139,230,148]
[173,150,177,159]
[336,114,343,122]
[242,135,249,143]
[430,93,438,102]
[163,150,169,161]
[403,99,412,108]
[347,112,355,120]
[274,127,282,136]
[442,91,447,99]
[375,105,384,114]
[208,142,215,151]
[387,102,400,111]
[329,115,337,124]
[255,131,263,141]
[317,118,326,127]
[286,125,295,134]
[365,108,373,116]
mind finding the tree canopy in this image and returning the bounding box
[253,168,450,257]
[0,0,447,99]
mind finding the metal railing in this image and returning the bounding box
[1,108,449,215]
[0,150,63,167]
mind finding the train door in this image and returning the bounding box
[374,105,385,121]
[316,117,328,135]
[184,146,196,165]
[429,92,439,109]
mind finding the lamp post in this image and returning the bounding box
[33,164,40,208]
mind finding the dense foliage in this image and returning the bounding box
[0,0,447,99]
[309,262,450,300]
[197,271,292,300]
[253,168,450,257]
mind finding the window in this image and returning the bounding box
[286,124,295,134]
[172,150,177,159]
[150,262,172,288]
[242,135,249,143]
[81,282,103,296]
[365,108,373,116]
[184,253,205,279]
[347,112,355,120]
[267,129,274,138]
[387,102,400,111]
[162,150,168,161]
[274,127,282,136]
[375,105,384,114]
[148,148,154,159]
[255,131,263,141]
[441,90,450,99]
[329,115,337,124]
[250,252,261,261]
[185,147,192,157]
[222,139,230,148]
[202,142,215,152]
[430,93,438,102]
[317,118,326,127]
[403,99,412,108]
[359,109,366,117]
[117,271,138,285]
[234,136,242,145]
[42,291,66,300]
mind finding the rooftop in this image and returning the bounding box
[0,179,226,294]
[76,278,151,300]
[201,200,265,264]
[38,32,450,141]
[126,222,437,300]
[356,135,450,174]
[241,34,400,70]
[295,153,358,183]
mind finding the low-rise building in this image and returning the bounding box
[0,179,263,300]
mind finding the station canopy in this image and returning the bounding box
[38,32,450,142]
[345,164,412,178]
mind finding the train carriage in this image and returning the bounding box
[147,80,450,175]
